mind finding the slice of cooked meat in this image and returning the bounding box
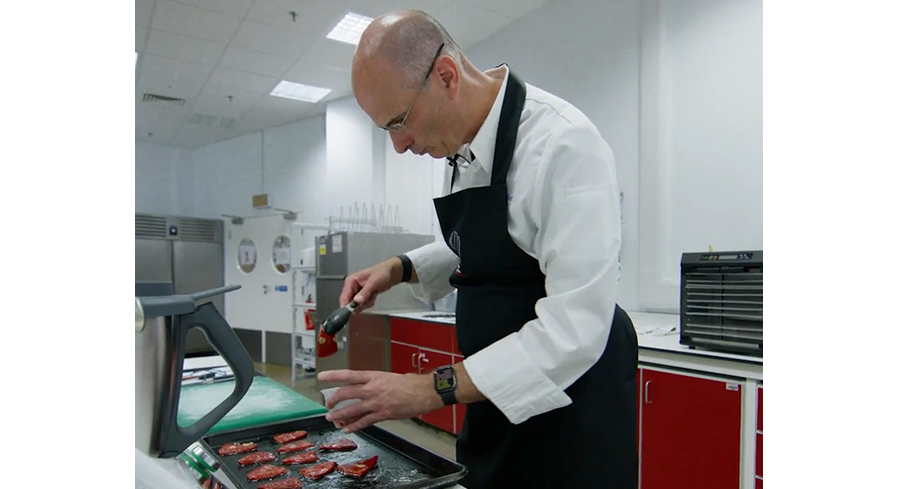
[281,451,319,465]
[275,440,315,454]
[217,442,257,456]
[246,464,289,481]
[237,451,276,467]
[318,439,357,452]
[299,461,337,481]
[336,456,379,479]
[273,430,308,444]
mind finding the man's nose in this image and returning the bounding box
[389,130,412,154]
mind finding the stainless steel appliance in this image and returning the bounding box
[136,213,225,356]
[136,282,254,458]
[315,232,434,389]
[680,250,763,356]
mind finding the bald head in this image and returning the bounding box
[354,10,461,90]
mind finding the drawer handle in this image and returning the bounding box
[645,380,652,404]
[411,353,419,368]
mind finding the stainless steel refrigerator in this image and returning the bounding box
[135,213,225,355]
[315,231,434,388]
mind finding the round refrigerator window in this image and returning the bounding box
[237,238,257,273]
[272,236,291,274]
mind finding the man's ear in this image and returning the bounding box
[434,57,461,99]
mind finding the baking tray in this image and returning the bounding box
[201,415,466,489]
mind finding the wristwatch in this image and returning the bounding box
[396,254,413,283]
[433,365,458,406]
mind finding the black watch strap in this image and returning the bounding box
[439,389,458,406]
[397,254,413,283]
[434,365,458,406]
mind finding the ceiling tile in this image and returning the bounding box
[136,0,549,145]
[191,86,263,119]
[230,20,318,58]
[136,0,155,27]
[455,0,550,19]
[138,54,214,84]
[137,54,214,100]
[435,3,514,48]
[173,0,255,17]
[144,29,227,66]
[282,61,351,93]
[295,38,355,74]
[219,46,295,78]
[255,94,315,113]
[247,0,351,36]
[136,104,184,146]
[136,25,148,51]
[151,0,242,43]
[137,76,207,101]
[348,0,453,19]
[206,66,279,94]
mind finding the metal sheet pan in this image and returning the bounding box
[202,415,466,489]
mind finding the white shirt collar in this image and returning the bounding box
[463,64,510,175]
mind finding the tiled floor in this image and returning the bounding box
[254,362,458,461]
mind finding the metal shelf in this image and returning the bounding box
[293,303,317,308]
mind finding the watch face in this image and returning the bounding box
[434,368,454,392]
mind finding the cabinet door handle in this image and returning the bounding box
[411,353,419,368]
[645,380,652,404]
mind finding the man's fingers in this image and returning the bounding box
[326,401,371,424]
[317,369,375,384]
[339,276,363,308]
[324,385,365,410]
[342,412,384,434]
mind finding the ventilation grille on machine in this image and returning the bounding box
[135,214,168,238]
[177,218,221,242]
[679,251,763,356]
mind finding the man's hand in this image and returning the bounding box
[318,370,443,433]
[339,257,404,312]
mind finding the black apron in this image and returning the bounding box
[433,71,639,489]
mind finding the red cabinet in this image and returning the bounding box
[390,342,418,375]
[391,318,454,352]
[757,386,763,486]
[640,369,742,489]
[418,349,454,433]
[389,319,462,434]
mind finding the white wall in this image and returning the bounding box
[638,0,763,311]
[135,141,192,215]
[187,115,328,228]
[325,96,375,221]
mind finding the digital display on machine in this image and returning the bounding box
[700,252,753,261]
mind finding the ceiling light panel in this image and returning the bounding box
[326,12,373,45]
[270,80,332,103]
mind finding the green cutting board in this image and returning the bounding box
[177,376,328,435]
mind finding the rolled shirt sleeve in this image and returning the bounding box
[463,120,621,424]
[404,239,459,305]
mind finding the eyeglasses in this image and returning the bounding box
[380,42,445,132]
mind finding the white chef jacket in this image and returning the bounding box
[405,65,621,425]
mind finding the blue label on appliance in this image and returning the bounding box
[275,285,288,292]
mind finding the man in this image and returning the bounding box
[318,10,637,488]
